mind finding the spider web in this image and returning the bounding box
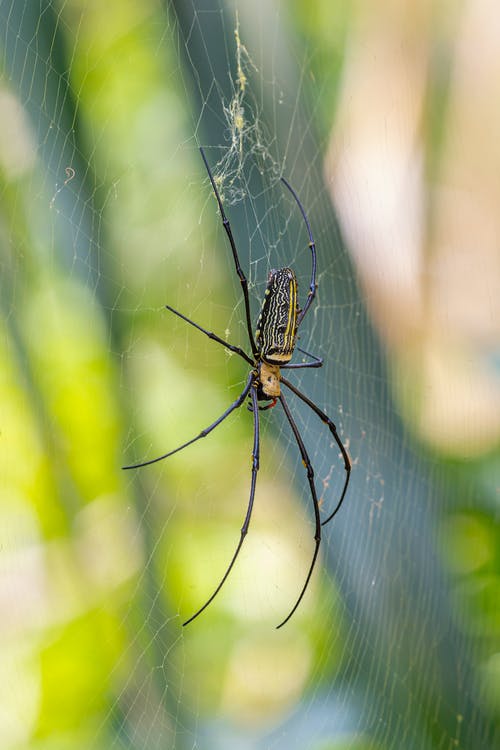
[0,1,498,749]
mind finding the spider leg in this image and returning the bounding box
[122,371,254,470]
[281,376,351,527]
[165,305,253,365]
[281,346,323,370]
[183,383,260,625]
[280,177,317,326]
[199,147,258,356]
[276,391,321,629]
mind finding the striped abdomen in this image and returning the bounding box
[255,268,298,364]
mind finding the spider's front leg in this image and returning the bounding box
[183,379,261,625]
[123,372,254,470]
[281,375,351,526]
[276,391,321,629]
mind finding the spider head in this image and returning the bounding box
[258,361,281,399]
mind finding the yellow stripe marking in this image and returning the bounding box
[283,276,296,350]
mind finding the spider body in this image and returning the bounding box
[124,147,351,629]
[257,360,281,400]
[255,267,298,403]
[256,267,299,366]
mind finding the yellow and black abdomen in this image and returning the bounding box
[255,267,298,364]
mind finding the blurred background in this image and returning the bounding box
[0,1,499,748]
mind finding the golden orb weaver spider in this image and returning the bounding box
[123,147,351,628]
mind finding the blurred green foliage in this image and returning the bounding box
[0,1,498,749]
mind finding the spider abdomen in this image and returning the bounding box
[255,267,298,365]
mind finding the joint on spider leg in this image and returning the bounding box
[330,422,339,435]
[301,458,314,481]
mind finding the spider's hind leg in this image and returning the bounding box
[199,147,257,356]
[165,305,253,365]
[281,346,323,370]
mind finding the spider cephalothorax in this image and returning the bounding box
[257,361,281,400]
[124,147,351,628]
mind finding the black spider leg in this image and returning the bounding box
[281,346,323,370]
[165,305,253,365]
[122,372,254,470]
[183,382,260,626]
[199,147,258,356]
[281,376,351,527]
[280,177,317,326]
[276,391,321,629]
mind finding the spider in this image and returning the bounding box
[123,147,351,628]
